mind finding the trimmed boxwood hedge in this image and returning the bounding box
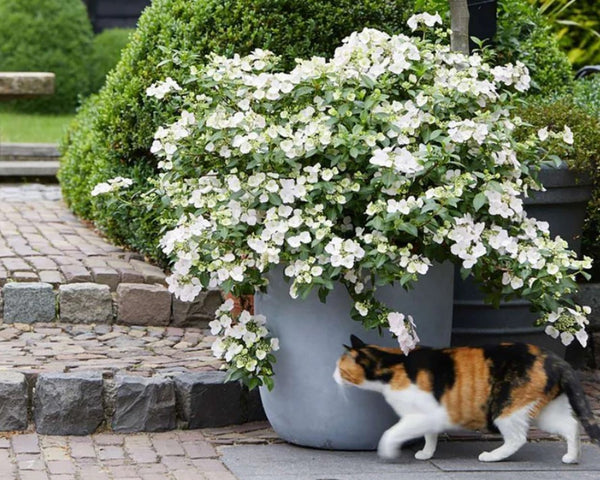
[59,0,576,264]
[0,0,94,113]
[90,28,135,94]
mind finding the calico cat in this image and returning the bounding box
[334,335,600,463]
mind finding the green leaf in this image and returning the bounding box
[398,222,418,237]
[473,192,487,211]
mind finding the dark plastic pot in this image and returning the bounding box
[452,164,593,353]
[468,0,497,51]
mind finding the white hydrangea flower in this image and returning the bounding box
[407,12,442,31]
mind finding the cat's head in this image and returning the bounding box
[334,335,408,389]
[333,334,370,387]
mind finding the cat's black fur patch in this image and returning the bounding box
[483,343,537,431]
[404,348,456,401]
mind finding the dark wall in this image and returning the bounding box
[83,0,151,32]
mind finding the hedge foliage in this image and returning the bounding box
[60,0,577,264]
[0,0,94,113]
[89,28,134,94]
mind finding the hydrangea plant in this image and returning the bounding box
[94,15,592,390]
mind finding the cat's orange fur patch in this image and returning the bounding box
[499,357,555,418]
[338,354,366,385]
[442,348,490,430]
[389,365,411,390]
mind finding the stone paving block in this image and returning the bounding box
[112,375,176,433]
[34,371,104,435]
[173,371,264,428]
[24,256,56,271]
[13,271,39,282]
[171,290,222,328]
[118,268,145,283]
[90,266,120,291]
[60,265,93,283]
[59,283,113,324]
[0,372,28,431]
[129,260,167,285]
[3,282,55,323]
[117,284,171,326]
[2,257,31,272]
[38,270,64,286]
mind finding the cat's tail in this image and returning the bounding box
[559,363,600,446]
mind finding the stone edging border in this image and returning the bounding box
[0,281,222,328]
[0,369,264,435]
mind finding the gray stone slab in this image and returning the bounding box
[112,375,176,432]
[445,473,600,480]
[34,371,104,435]
[220,444,439,480]
[2,282,55,323]
[429,441,600,471]
[0,372,28,431]
[59,283,113,323]
[221,442,600,480]
[116,283,171,326]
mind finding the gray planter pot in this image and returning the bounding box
[452,164,593,352]
[256,262,454,450]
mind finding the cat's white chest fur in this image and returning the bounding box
[382,384,452,428]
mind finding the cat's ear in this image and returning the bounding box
[350,335,366,349]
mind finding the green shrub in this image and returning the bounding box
[516,97,600,279]
[60,0,418,261]
[0,0,94,113]
[573,76,600,120]
[90,28,134,93]
[418,0,573,96]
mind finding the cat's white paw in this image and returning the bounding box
[478,451,499,462]
[414,449,434,460]
[377,440,399,460]
[561,453,579,464]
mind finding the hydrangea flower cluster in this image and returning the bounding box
[96,15,592,387]
[209,299,279,389]
[91,177,133,197]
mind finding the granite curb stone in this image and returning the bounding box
[58,283,113,324]
[112,375,177,433]
[116,283,172,326]
[0,371,28,431]
[174,371,266,428]
[3,282,55,323]
[34,371,104,435]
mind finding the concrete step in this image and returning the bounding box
[0,322,265,435]
[0,160,59,177]
[0,143,59,177]
[0,143,59,161]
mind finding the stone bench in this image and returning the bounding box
[0,72,54,100]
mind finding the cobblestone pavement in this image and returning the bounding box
[0,429,237,480]
[0,184,164,287]
[0,322,220,377]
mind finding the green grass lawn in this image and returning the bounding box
[0,112,75,143]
